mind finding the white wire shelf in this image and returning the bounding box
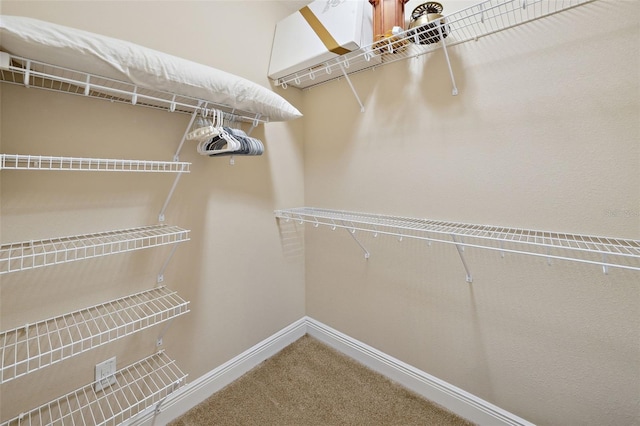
[0,350,186,426]
[274,0,594,89]
[0,53,267,125]
[0,286,189,384]
[275,207,640,273]
[0,154,190,173]
[0,225,190,275]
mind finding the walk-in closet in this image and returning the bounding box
[0,1,638,425]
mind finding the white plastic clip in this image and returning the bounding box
[309,71,316,80]
[294,74,301,85]
[169,94,177,112]
[131,86,138,105]
[84,74,91,96]
[24,60,31,88]
[325,63,332,74]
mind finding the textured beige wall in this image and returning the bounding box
[303,1,639,425]
[0,1,304,421]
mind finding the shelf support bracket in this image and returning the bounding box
[158,172,184,223]
[438,23,459,96]
[173,103,203,161]
[157,243,180,284]
[451,235,473,283]
[338,61,365,113]
[344,223,370,259]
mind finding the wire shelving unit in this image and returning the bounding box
[0,154,191,173]
[275,208,640,280]
[0,225,190,275]
[274,0,594,98]
[0,350,187,426]
[0,286,189,384]
[0,53,267,125]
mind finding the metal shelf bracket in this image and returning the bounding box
[451,234,473,283]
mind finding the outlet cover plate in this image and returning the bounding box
[95,356,117,392]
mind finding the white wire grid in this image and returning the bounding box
[0,54,267,125]
[0,351,187,426]
[0,286,189,384]
[275,207,640,272]
[0,154,191,173]
[0,225,190,275]
[275,0,594,89]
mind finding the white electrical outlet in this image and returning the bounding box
[95,356,117,392]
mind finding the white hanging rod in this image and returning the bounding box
[0,224,190,275]
[0,53,268,125]
[0,350,187,426]
[275,207,640,272]
[275,0,594,89]
[0,154,191,173]
[0,286,189,384]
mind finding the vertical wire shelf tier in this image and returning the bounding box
[0,154,191,173]
[274,0,594,89]
[0,54,268,125]
[0,225,191,275]
[0,350,187,426]
[0,286,189,384]
[275,207,640,272]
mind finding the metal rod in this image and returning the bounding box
[451,235,473,283]
[438,22,459,96]
[344,227,370,259]
[157,243,180,284]
[158,172,184,223]
[173,104,202,161]
[338,62,365,112]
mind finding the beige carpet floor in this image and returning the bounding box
[169,335,475,425]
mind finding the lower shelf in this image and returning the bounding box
[0,351,187,426]
[0,286,190,384]
[0,225,190,275]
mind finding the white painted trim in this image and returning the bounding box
[304,317,535,426]
[128,316,534,426]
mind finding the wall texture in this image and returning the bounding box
[303,1,639,425]
[0,1,305,421]
[1,1,639,425]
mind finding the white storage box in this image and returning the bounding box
[268,0,377,88]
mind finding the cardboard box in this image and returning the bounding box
[268,0,378,88]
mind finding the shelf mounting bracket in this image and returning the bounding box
[157,243,180,284]
[451,235,473,283]
[338,61,365,113]
[344,225,370,259]
[438,23,459,96]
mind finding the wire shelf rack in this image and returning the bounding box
[0,286,189,384]
[0,350,187,426]
[275,207,640,273]
[0,154,191,173]
[274,0,594,89]
[0,54,267,125]
[0,225,190,275]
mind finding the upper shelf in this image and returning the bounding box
[275,207,640,272]
[273,0,595,89]
[0,53,268,125]
[0,154,191,173]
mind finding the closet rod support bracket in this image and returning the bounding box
[451,235,473,283]
[344,225,370,259]
[338,62,365,113]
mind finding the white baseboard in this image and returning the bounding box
[129,316,534,426]
[304,317,535,426]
